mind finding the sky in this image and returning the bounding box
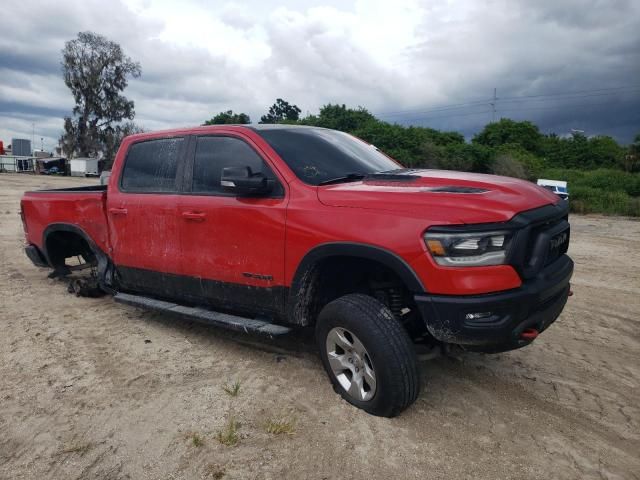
[1,0,639,153]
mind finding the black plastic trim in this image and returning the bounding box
[290,242,425,294]
[24,244,48,267]
[114,292,291,336]
[414,254,573,352]
[116,266,288,322]
[42,223,114,292]
[26,185,107,193]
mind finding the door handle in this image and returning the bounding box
[109,207,128,216]
[181,211,206,222]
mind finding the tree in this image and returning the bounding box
[260,98,301,123]
[60,32,141,158]
[587,135,625,169]
[203,110,251,125]
[473,118,542,154]
[102,122,145,169]
[300,104,377,131]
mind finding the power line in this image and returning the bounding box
[498,85,640,101]
[374,84,640,119]
[389,109,492,123]
[376,99,490,117]
[496,100,617,114]
[497,88,640,106]
[387,95,630,124]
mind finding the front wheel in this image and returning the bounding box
[316,294,420,417]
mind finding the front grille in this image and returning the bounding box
[506,203,570,279]
[524,219,560,265]
[546,227,570,265]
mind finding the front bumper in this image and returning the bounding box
[415,254,573,352]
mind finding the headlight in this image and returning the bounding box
[424,230,513,266]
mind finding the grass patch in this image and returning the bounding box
[222,380,241,397]
[216,418,240,446]
[190,432,204,447]
[265,416,296,435]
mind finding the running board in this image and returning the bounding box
[114,292,291,336]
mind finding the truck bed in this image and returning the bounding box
[21,185,110,258]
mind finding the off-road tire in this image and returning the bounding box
[316,293,420,417]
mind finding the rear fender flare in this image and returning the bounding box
[42,223,115,293]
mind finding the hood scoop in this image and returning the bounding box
[365,173,419,182]
[363,170,488,193]
[422,186,489,194]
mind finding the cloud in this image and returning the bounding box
[0,0,638,153]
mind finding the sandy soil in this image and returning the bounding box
[1,174,639,480]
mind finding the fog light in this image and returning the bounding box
[465,312,492,320]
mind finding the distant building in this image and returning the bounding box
[0,155,35,173]
[11,138,32,156]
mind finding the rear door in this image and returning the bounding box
[107,136,187,298]
[177,134,288,317]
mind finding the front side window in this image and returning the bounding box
[192,136,278,194]
[121,137,184,192]
[255,127,400,186]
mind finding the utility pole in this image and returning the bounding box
[490,88,497,123]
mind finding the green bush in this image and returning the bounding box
[538,168,640,216]
[568,186,640,216]
[582,169,640,196]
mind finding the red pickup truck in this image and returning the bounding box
[21,125,573,416]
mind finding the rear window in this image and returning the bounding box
[121,137,184,192]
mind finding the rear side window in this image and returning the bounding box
[121,137,184,192]
[192,136,278,194]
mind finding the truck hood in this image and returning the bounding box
[317,169,560,224]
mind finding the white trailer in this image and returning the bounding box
[70,157,99,177]
[537,179,569,200]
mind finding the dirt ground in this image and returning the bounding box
[1,174,638,480]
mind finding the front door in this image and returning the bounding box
[177,134,288,318]
[107,136,187,298]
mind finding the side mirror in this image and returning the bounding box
[221,166,274,196]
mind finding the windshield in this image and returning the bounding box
[255,127,400,185]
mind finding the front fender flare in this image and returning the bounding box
[287,242,425,325]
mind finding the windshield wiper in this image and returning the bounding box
[318,173,367,186]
